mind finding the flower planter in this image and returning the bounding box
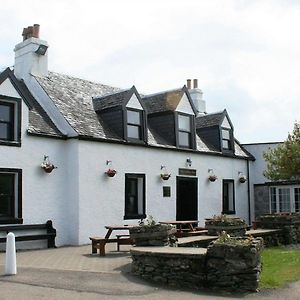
[129,224,176,246]
[42,165,56,173]
[161,173,171,180]
[208,176,217,182]
[205,216,247,236]
[105,169,117,177]
[239,177,247,183]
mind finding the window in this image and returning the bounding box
[0,99,21,146]
[126,109,143,140]
[269,186,300,213]
[221,128,232,150]
[222,180,235,214]
[0,169,22,224]
[178,114,192,148]
[124,174,145,219]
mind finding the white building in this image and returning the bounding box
[0,25,254,246]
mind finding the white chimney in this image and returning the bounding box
[187,79,206,115]
[14,24,49,80]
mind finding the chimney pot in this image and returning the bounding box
[187,79,192,89]
[193,79,198,89]
[32,24,40,38]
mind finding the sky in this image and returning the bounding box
[0,0,299,143]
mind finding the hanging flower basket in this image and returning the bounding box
[208,175,217,182]
[41,156,57,173]
[161,173,171,180]
[239,176,247,183]
[105,169,117,177]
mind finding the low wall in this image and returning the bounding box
[131,237,264,293]
[258,214,300,244]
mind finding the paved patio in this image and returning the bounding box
[0,244,299,299]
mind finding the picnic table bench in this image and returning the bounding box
[90,225,134,256]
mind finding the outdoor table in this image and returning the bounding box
[90,224,135,256]
[159,220,199,237]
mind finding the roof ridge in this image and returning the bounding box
[142,87,183,99]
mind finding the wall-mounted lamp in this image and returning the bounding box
[41,155,57,173]
[238,172,247,183]
[160,165,171,180]
[186,158,192,167]
[208,169,217,182]
[106,160,112,166]
[35,44,48,55]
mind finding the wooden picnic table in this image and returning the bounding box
[90,224,135,256]
[159,220,199,237]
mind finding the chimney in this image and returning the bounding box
[14,24,49,80]
[186,79,192,89]
[188,78,206,116]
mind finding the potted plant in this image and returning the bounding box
[129,215,177,246]
[161,173,171,180]
[41,156,57,173]
[105,168,117,177]
[238,174,247,183]
[208,174,217,182]
[205,214,247,236]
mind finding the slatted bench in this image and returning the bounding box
[90,235,133,256]
[0,220,56,248]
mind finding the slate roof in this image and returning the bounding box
[196,111,225,128]
[93,89,132,111]
[142,88,185,114]
[5,70,252,159]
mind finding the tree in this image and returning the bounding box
[263,122,300,181]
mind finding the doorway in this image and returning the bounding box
[176,177,198,221]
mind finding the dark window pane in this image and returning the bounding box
[125,175,145,219]
[127,110,141,125]
[295,188,300,212]
[0,104,11,122]
[0,123,9,139]
[178,115,191,131]
[127,125,140,139]
[0,174,14,218]
[178,131,190,147]
[223,180,235,213]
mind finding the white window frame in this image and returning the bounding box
[269,185,300,213]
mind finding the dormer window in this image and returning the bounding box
[220,115,234,152]
[222,128,232,150]
[177,113,195,149]
[127,109,143,140]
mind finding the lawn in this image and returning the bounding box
[260,247,300,288]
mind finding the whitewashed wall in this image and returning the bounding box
[77,140,250,244]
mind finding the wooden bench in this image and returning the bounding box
[0,220,56,248]
[90,235,133,256]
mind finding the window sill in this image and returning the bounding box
[0,218,23,225]
[0,140,21,147]
[124,214,146,220]
[222,211,236,215]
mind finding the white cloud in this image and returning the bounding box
[0,0,300,143]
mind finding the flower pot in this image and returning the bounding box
[161,174,171,180]
[41,164,56,173]
[105,169,117,177]
[209,176,217,182]
[239,177,247,183]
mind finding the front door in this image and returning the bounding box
[176,177,198,220]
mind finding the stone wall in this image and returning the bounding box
[131,237,264,293]
[258,214,300,244]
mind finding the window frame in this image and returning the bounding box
[175,112,195,149]
[269,185,300,213]
[124,173,146,220]
[0,97,21,147]
[0,168,22,224]
[221,127,233,151]
[222,179,236,214]
[125,108,145,143]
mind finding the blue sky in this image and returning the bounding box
[1,0,299,143]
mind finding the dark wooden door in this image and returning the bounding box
[176,177,198,221]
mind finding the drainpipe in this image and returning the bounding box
[247,160,251,225]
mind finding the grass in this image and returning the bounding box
[260,247,300,289]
